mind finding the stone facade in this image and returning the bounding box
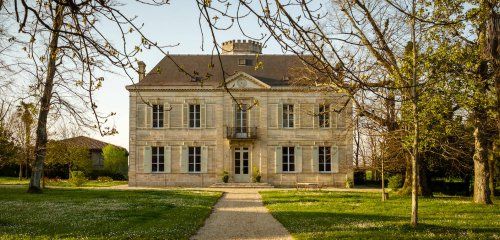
[127,44,353,187]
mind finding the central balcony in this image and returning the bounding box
[226,127,258,140]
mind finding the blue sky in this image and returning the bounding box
[91,1,284,149]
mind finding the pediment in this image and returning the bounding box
[224,72,270,89]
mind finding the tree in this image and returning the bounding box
[2,0,170,192]
[102,144,128,179]
[16,101,36,180]
[45,141,92,176]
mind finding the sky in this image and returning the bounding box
[90,1,286,150]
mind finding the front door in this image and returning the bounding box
[234,147,250,182]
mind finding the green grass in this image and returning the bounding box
[0,177,127,187]
[0,187,222,239]
[260,191,500,239]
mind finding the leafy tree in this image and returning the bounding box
[45,141,92,176]
[16,101,36,180]
[102,144,128,179]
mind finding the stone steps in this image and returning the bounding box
[209,182,274,188]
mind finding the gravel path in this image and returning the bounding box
[190,188,293,240]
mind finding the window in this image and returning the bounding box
[189,104,201,128]
[319,105,330,128]
[282,104,294,128]
[319,147,331,172]
[152,147,165,172]
[238,59,253,66]
[188,147,201,173]
[282,147,295,172]
[152,104,164,128]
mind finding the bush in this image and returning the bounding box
[68,171,87,187]
[96,176,113,182]
[252,167,261,183]
[345,177,354,188]
[103,145,128,179]
[222,171,229,183]
[388,175,403,191]
[353,170,366,185]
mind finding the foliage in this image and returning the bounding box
[222,171,229,183]
[261,191,500,239]
[252,167,261,183]
[0,124,18,168]
[345,177,354,188]
[96,176,113,183]
[68,171,87,187]
[0,187,222,239]
[45,141,92,175]
[102,144,128,179]
[388,175,404,191]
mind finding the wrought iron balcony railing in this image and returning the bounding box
[226,127,258,140]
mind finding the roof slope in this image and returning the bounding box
[57,136,124,151]
[132,54,306,87]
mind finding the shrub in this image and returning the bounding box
[103,145,128,179]
[345,177,354,188]
[388,174,403,191]
[68,171,87,187]
[222,171,229,183]
[97,176,113,182]
[252,167,261,183]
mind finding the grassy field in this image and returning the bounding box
[260,190,500,239]
[0,177,127,187]
[0,187,222,239]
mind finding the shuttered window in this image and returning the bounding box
[152,147,164,172]
[152,105,164,128]
[188,147,201,173]
[282,147,295,172]
[319,146,331,172]
[282,104,294,128]
[319,105,330,128]
[189,104,201,128]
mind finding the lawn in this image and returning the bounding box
[260,190,500,239]
[0,177,127,187]
[0,187,222,239]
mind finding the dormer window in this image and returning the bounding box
[191,76,202,82]
[238,59,253,66]
[283,76,290,81]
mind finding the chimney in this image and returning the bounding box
[138,61,146,81]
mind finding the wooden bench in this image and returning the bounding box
[296,182,322,191]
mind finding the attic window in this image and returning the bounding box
[283,76,290,81]
[191,76,202,82]
[238,59,253,66]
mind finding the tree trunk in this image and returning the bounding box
[490,143,497,196]
[472,109,493,204]
[410,0,419,227]
[27,3,65,193]
[18,163,23,180]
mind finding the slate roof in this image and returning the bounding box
[132,54,306,87]
[57,136,125,151]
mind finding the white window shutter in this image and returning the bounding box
[268,103,278,128]
[201,146,208,173]
[143,146,152,173]
[330,104,336,128]
[312,146,319,173]
[164,146,171,173]
[313,105,319,129]
[295,146,302,173]
[332,146,339,173]
[275,146,282,173]
[182,103,188,128]
[137,104,146,128]
[201,104,207,128]
[337,109,345,129]
[180,146,188,173]
[164,102,170,128]
[145,105,152,128]
[278,103,283,128]
[295,104,300,128]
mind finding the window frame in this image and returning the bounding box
[151,146,165,173]
[189,104,201,128]
[188,146,202,173]
[152,104,164,128]
[318,146,332,173]
[282,146,295,172]
[319,104,330,128]
[282,104,294,128]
